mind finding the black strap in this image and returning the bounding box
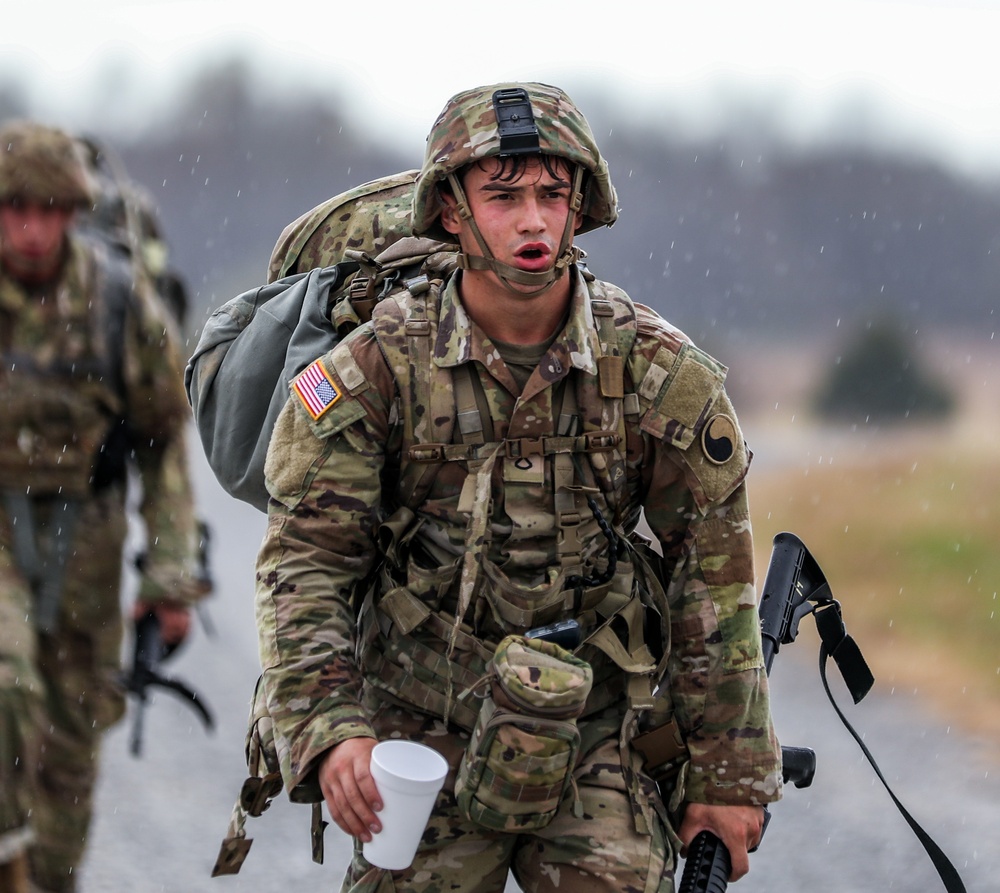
[816,608,966,893]
[813,601,874,704]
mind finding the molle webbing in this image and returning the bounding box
[479,561,614,630]
[406,430,620,465]
[364,279,655,724]
[363,557,660,730]
[392,287,636,513]
[380,282,639,625]
[361,580,492,732]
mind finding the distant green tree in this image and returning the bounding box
[813,319,955,423]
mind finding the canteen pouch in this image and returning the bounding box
[455,634,593,832]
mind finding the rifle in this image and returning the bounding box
[677,532,966,893]
[124,517,217,755]
[124,610,215,757]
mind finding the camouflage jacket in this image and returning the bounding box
[256,268,782,809]
[0,233,203,604]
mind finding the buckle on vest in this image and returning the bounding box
[585,432,620,452]
[408,443,446,462]
[404,319,431,336]
[505,437,545,459]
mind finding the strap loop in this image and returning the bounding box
[814,601,874,704]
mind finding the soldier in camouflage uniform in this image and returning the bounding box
[256,83,782,893]
[0,121,207,893]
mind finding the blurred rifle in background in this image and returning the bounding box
[124,521,216,757]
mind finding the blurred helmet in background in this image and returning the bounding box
[0,120,96,207]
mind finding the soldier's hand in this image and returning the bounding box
[132,599,191,645]
[319,737,382,842]
[678,802,766,881]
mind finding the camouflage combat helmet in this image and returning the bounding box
[412,82,618,294]
[0,120,96,207]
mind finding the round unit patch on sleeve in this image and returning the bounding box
[701,413,737,465]
[292,358,342,420]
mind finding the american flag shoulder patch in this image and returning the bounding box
[292,359,342,420]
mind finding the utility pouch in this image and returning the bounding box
[455,634,593,832]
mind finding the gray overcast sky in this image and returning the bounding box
[5,0,1000,179]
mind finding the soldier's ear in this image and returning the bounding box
[439,190,462,236]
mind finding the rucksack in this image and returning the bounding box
[187,239,464,511]
[266,169,419,282]
[184,168,455,512]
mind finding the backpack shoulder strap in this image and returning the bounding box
[334,236,459,330]
[371,282,457,512]
[83,236,134,394]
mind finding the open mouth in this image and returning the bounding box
[514,243,551,268]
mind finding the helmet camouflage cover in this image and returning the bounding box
[412,82,618,238]
[0,120,96,207]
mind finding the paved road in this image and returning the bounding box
[79,440,999,892]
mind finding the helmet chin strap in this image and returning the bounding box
[447,165,585,298]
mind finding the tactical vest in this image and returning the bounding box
[342,269,678,740]
[0,237,130,498]
[0,237,134,633]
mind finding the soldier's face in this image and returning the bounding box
[440,156,582,287]
[0,200,74,283]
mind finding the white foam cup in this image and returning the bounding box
[362,740,449,870]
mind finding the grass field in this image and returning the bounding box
[740,338,999,759]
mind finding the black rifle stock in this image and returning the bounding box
[678,532,825,893]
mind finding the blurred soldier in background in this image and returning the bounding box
[0,121,208,893]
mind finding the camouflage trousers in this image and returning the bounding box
[343,700,676,893]
[0,488,128,892]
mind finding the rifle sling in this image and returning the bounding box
[816,606,967,893]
